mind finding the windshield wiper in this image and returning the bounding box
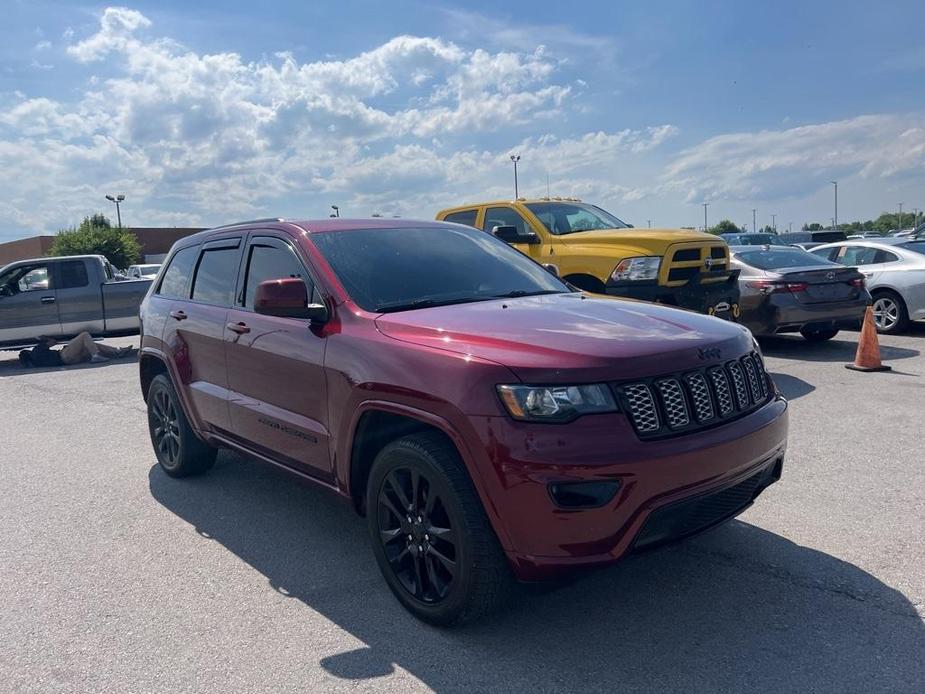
[490,289,568,298]
[374,296,490,313]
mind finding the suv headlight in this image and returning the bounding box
[610,256,661,282]
[497,384,618,423]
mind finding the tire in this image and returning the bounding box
[366,432,513,626]
[147,374,217,477]
[871,290,909,334]
[800,327,839,342]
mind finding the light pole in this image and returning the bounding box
[702,203,709,233]
[914,208,920,227]
[770,214,776,233]
[510,154,521,198]
[647,219,651,228]
[752,209,757,233]
[105,194,125,228]
[898,202,904,229]
[330,205,339,218]
[831,181,838,231]
[788,221,793,233]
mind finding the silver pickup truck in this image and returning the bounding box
[0,255,153,348]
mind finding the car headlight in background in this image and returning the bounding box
[497,384,618,422]
[610,256,661,282]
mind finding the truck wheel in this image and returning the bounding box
[799,327,839,342]
[366,432,512,626]
[147,374,216,477]
[871,290,909,334]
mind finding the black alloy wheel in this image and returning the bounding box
[146,374,216,477]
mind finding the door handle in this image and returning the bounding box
[41,296,56,304]
[226,321,250,335]
[169,309,188,321]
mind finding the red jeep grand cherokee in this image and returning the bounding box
[139,218,788,625]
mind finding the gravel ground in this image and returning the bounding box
[0,327,923,693]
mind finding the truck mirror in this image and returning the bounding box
[492,225,539,244]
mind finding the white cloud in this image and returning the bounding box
[34,40,52,51]
[664,115,925,203]
[1,6,675,235]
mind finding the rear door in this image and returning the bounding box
[54,259,105,335]
[0,261,60,342]
[164,237,243,433]
[224,234,332,479]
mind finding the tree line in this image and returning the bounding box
[706,212,922,236]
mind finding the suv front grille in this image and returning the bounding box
[614,351,771,440]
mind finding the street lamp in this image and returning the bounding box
[104,194,125,228]
[788,221,793,233]
[831,181,838,231]
[330,205,339,218]
[510,154,521,199]
[752,209,757,233]
[770,213,776,233]
[647,219,651,228]
[898,202,904,229]
[702,202,709,233]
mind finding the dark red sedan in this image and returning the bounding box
[139,218,788,625]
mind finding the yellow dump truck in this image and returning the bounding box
[436,198,740,319]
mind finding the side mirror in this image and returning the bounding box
[492,225,539,244]
[542,263,560,277]
[254,278,328,323]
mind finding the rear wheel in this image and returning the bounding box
[366,432,512,626]
[871,290,909,334]
[800,326,839,342]
[147,374,217,477]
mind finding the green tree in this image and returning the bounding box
[707,219,740,235]
[759,225,777,234]
[802,222,824,231]
[50,214,141,269]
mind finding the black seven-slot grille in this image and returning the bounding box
[614,351,770,439]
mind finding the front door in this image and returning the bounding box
[0,262,60,343]
[481,206,546,263]
[224,234,332,479]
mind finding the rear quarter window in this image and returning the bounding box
[442,209,479,227]
[191,246,241,306]
[157,246,199,299]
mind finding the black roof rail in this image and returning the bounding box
[209,217,286,231]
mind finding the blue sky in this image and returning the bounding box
[2,0,924,241]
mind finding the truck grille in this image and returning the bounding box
[666,244,729,285]
[613,351,771,439]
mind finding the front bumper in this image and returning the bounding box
[467,394,788,581]
[607,269,741,319]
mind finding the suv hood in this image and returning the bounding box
[375,293,754,383]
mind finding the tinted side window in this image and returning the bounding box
[811,247,838,262]
[839,246,878,266]
[192,247,240,306]
[242,242,310,309]
[157,246,199,299]
[443,210,478,227]
[874,250,899,264]
[482,207,528,235]
[58,261,89,289]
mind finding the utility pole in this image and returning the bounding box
[898,202,904,230]
[647,219,651,228]
[510,154,521,199]
[832,181,838,231]
[702,202,709,233]
[770,214,776,233]
[105,194,125,228]
[752,209,757,233]
[788,221,793,233]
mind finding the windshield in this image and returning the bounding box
[734,247,838,270]
[524,202,630,235]
[899,241,925,256]
[310,226,572,312]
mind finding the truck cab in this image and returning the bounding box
[437,198,740,319]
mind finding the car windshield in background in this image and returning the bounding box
[310,226,572,313]
[524,202,630,235]
[899,241,925,256]
[724,234,783,246]
[138,265,161,274]
[734,247,838,270]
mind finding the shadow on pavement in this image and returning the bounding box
[149,454,925,693]
[0,352,137,377]
[759,334,919,362]
[767,372,815,400]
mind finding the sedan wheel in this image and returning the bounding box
[871,292,909,334]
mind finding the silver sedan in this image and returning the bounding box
[811,239,925,333]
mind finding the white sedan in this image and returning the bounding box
[126,264,162,280]
[811,239,925,333]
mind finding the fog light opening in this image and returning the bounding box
[548,480,621,509]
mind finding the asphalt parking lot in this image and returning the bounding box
[1,327,923,693]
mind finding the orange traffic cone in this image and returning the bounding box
[845,306,892,372]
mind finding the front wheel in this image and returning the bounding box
[147,374,217,477]
[871,291,909,334]
[800,327,839,342]
[366,433,512,626]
